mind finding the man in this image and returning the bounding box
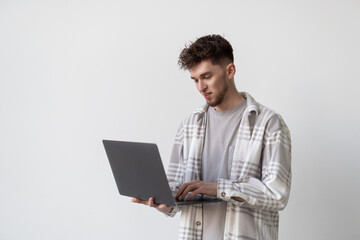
[132,35,292,240]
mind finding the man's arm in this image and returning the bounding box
[176,121,290,211]
[175,180,246,202]
[217,125,291,211]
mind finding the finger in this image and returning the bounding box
[186,189,201,201]
[157,203,171,213]
[157,204,168,210]
[181,183,198,200]
[176,182,190,198]
[148,197,153,207]
[176,180,201,199]
[148,197,159,208]
[132,198,148,205]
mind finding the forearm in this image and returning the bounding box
[217,177,290,211]
[217,127,291,210]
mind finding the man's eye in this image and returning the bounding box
[204,75,212,79]
[193,79,198,83]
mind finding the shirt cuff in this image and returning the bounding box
[217,178,248,205]
[164,206,182,217]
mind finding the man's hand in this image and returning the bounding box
[176,180,217,201]
[131,197,173,214]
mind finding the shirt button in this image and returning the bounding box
[196,221,201,226]
[221,192,226,198]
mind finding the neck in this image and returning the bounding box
[214,89,244,112]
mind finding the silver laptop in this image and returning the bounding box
[103,140,222,206]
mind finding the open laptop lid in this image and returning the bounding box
[103,140,176,206]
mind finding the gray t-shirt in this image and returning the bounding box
[202,100,247,240]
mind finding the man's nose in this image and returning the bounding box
[198,80,207,92]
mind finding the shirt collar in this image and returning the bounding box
[196,92,260,116]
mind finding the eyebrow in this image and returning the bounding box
[191,71,212,80]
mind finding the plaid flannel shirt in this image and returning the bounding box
[166,92,292,240]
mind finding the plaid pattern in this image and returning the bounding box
[167,92,291,240]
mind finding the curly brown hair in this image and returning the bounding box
[178,34,234,70]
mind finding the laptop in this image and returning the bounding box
[102,140,222,206]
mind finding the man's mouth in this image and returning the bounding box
[204,92,212,99]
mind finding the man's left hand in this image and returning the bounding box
[176,180,217,201]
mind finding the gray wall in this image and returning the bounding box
[1,0,359,239]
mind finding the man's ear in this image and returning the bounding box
[226,63,236,80]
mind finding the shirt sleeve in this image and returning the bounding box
[216,125,292,211]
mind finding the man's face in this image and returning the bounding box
[190,59,229,107]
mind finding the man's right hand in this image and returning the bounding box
[132,197,173,214]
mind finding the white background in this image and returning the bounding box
[1,0,359,239]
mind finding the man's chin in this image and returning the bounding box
[207,100,220,107]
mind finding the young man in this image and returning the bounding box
[132,35,292,240]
